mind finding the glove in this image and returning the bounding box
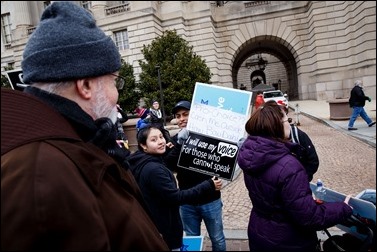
[368,97,371,102]
[177,128,189,145]
[237,137,246,148]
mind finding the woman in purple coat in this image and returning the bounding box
[237,101,353,252]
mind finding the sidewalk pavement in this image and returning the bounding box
[200,99,376,251]
[289,100,376,147]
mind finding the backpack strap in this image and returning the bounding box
[290,125,300,144]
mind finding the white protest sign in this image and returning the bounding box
[187,82,252,142]
[177,83,252,180]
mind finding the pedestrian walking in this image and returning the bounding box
[127,125,222,250]
[348,80,376,130]
[237,101,353,252]
[164,100,227,251]
[1,2,168,251]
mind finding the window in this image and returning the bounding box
[7,62,15,69]
[1,13,12,44]
[113,30,129,50]
[43,1,51,8]
[81,1,92,10]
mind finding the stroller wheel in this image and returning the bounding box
[322,233,363,251]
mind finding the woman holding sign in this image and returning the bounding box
[237,101,353,252]
[127,125,222,251]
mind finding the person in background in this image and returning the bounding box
[275,100,319,182]
[150,100,164,128]
[135,107,150,131]
[237,101,353,252]
[135,105,172,145]
[164,100,227,251]
[116,104,129,150]
[254,91,265,110]
[1,2,168,251]
[240,83,247,90]
[347,80,376,130]
[127,124,222,250]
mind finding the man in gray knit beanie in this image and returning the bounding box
[22,1,121,83]
[1,2,169,251]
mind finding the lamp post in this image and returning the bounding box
[155,65,166,126]
[245,53,268,71]
[257,54,267,71]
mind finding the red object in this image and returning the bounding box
[277,100,286,107]
[134,108,149,119]
[255,94,264,109]
[315,199,324,204]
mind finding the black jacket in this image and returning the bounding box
[164,134,221,204]
[127,150,215,250]
[290,125,319,182]
[349,85,369,107]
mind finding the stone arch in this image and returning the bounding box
[231,36,299,100]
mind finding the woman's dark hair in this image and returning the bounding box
[245,100,286,141]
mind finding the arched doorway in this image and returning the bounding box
[250,69,266,88]
[231,36,299,100]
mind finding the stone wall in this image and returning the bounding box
[1,1,375,100]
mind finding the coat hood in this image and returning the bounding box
[128,150,163,180]
[237,135,301,174]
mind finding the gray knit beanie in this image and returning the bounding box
[21,1,121,84]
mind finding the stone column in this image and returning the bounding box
[12,1,32,41]
[91,1,107,19]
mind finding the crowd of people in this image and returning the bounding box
[1,2,374,252]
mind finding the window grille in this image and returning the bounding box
[81,1,92,10]
[1,13,12,45]
[113,30,129,51]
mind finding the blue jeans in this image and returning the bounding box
[180,198,226,251]
[348,106,373,127]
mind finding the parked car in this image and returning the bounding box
[263,90,288,108]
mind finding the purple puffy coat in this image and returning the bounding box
[237,136,352,252]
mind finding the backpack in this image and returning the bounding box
[136,119,149,131]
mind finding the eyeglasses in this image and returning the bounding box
[110,73,125,90]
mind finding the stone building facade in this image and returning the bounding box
[1,1,376,100]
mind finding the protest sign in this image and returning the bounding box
[309,183,376,240]
[178,82,252,180]
[187,82,252,142]
[181,236,204,251]
[177,131,238,181]
[5,69,26,91]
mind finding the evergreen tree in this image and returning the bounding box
[138,30,212,118]
[117,59,142,114]
[1,66,13,88]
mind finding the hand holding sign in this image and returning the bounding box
[177,128,190,144]
[212,176,222,191]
